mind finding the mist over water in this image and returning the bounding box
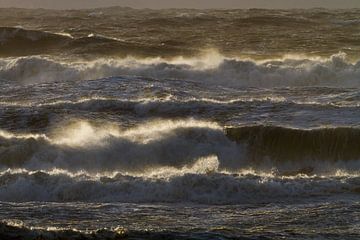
[1,7,360,240]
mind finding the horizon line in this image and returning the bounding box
[0,6,359,10]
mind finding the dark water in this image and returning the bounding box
[1,201,360,240]
[1,7,360,239]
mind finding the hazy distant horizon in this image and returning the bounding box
[0,0,360,9]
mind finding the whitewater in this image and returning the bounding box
[1,7,360,240]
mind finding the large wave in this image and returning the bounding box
[1,51,360,87]
[1,118,360,203]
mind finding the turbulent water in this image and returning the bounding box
[1,7,360,239]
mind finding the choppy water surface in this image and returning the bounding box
[1,7,360,240]
[1,201,360,239]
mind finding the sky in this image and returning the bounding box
[0,0,360,9]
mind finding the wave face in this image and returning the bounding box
[226,126,360,162]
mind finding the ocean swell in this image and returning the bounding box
[0,27,71,57]
[0,27,194,58]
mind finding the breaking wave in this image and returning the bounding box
[1,166,360,204]
[1,51,360,87]
[2,119,360,173]
[0,120,241,172]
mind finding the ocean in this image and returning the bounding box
[1,7,360,239]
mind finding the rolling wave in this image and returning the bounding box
[0,27,71,57]
[1,94,357,133]
[0,27,194,58]
[1,52,360,87]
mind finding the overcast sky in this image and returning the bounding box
[0,0,360,9]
